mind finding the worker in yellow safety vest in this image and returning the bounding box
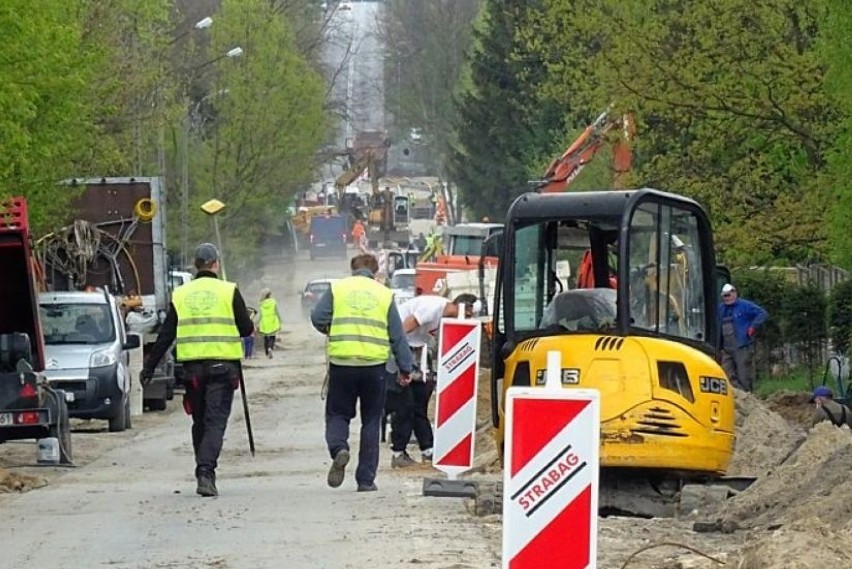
[310,253,413,492]
[257,288,282,359]
[143,243,254,498]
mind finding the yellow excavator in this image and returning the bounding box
[334,148,409,247]
[486,188,741,516]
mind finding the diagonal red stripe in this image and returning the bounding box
[441,321,477,356]
[436,433,472,467]
[437,363,476,426]
[509,485,592,569]
[511,398,589,477]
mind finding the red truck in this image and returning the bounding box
[0,197,73,463]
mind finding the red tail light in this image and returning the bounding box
[19,383,37,399]
[16,411,41,425]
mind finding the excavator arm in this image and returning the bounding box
[537,107,635,193]
[334,154,372,190]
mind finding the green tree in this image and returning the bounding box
[380,0,481,173]
[188,0,329,272]
[820,1,852,267]
[0,0,95,229]
[449,0,566,220]
[828,279,852,356]
[518,0,837,266]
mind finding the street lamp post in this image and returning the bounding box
[200,198,227,280]
[180,46,243,269]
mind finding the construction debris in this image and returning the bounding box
[0,468,47,493]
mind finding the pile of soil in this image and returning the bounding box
[721,422,852,530]
[727,390,806,478]
[668,518,850,569]
[765,390,816,429]
[0,468,47,493]
[730,518,850,568]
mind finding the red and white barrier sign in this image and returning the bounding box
[502,352,600,569]
[433,314,481,480]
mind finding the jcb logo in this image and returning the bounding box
[535,368,581,386]
[700,376,728,395]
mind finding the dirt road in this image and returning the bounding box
[0,252,499,568]
[5,247,845,569]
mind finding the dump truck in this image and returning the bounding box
[36,177,175,411]
[0,197,73,463]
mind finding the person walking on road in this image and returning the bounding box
[257,288,282,359]
[351,219,366,245]
[142,243,254,497]
[717,283,767,392]
[810,386,852,428]
[311,253,413,492]
[387,293,478,468]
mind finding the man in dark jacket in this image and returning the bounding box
[142,243,254,497]
[717,283,767,392]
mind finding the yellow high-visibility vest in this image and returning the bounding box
[328,276,393,362]
[173,277,243,361]
[258,297,280,335]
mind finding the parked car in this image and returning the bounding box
[338,0,353,10]
[39,289,140,432]
[389,268,417,306]
[301,278,338,319]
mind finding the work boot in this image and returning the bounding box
[327,449,350,488]
[421,448,433,463]
[391,451,417,468]
[196,473,218,497]
[357,483,378,492]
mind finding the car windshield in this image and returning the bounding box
[40,303,116,345]
[307,282,332,295]
[391,272,416,291]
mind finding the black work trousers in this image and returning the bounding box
[387,376,435,453]
[325,363,386,486]
[182,361,239,477]
[263,335,276,356]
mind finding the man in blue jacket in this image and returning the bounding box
[718,283,768,392]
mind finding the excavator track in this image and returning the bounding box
[471,473,755,519]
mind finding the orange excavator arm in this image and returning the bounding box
[537,107,636,193]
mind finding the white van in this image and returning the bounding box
[39,290,139,432]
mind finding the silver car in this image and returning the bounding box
[389,268,417,306]
[40,290,139,432]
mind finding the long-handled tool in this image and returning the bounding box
[238,371,255,456]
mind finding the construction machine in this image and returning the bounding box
[36,178,175,412]
[333,134,410,248]
[412,107,632,308]
[487,188,740,516]
[536,106,636,193]
[0,197,73,463]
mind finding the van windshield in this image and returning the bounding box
[40,304,116,345]
[391,272,416,291]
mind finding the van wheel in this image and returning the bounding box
[147,398,167,412]
[108,395,127,433]
[48,397,73,464]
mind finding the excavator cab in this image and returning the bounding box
[490,189,734,512]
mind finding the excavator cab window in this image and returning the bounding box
[511,219,619,333]
[498,190,716,350]
[626,203,707,342]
